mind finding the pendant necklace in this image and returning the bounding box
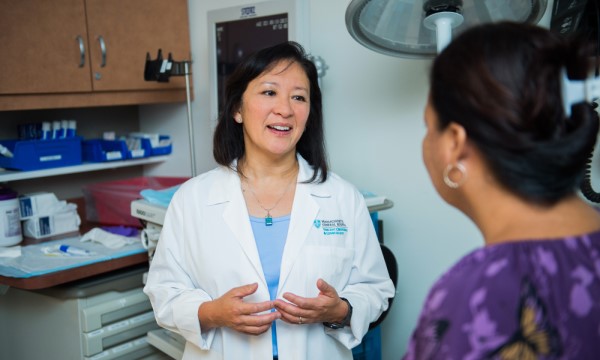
[244,175,296,226]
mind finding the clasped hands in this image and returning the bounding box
[198,278,349,335]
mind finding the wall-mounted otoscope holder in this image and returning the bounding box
[144,49,191,83]
[143,49,197,177]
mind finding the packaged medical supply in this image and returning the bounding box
[129,132,172,156]
[60,120,69,139]
[129,132,160,148]
[52,120,62,139]
[103,131,116,141]
[22,202,80,239]
[80,227,138,249]
[41,121,52,140]
[58,244,93,256]
[18,123,42,140]
[0,144,13,158]
[18,192,63,220]
[0,188,23,247]
[42,244,94,257]
[67,120,77,137]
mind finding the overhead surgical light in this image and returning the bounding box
[345,0,549,58]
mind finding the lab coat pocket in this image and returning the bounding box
[301,245,354,294]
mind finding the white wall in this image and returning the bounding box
[151,0,482,358]
[307,2,481,358]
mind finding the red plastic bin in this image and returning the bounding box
[82,176,188,227]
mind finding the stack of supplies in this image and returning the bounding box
[19,192,80,239]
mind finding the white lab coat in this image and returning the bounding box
[144,155,395,360]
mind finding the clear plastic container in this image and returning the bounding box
[0,188,23,246]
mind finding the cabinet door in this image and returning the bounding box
[0,0,93,94]
[85,0,191,91]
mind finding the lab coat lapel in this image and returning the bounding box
[211,166,265,285]
[278,157,327,292]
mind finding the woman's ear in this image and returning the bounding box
[443,122,468,163]
[234,111,242,124]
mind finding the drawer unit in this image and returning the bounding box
[0,265,165,359]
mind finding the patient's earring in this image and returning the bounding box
[443,162,467,189]
[234,115,242,123]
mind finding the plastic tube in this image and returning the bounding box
[58,245,92,256]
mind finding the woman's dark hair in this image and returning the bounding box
[213,41,328,183]
[430,21,599,205]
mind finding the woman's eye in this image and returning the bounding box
[292,95,306,102]
[262,90,276,96]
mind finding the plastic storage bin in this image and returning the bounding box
[140,135,172,156]
[82,139,129,162]
[0,137,82,171]
[82,177,188,227]
[82,139,149,162]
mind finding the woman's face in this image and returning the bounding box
[236,60,310,161]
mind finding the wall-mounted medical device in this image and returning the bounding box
[207,0,309,123]
[345,0,549,58]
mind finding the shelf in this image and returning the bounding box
[0,155,170,182]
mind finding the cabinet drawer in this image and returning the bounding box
[80,287,152,332]
[82,310,158,356]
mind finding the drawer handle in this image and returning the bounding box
[76,35,85,68]
[97,35,107,67]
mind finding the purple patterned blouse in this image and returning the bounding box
[403,231,600,360]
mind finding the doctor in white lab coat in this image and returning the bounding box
[144,41,395,360]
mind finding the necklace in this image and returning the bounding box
[244,176,296,226]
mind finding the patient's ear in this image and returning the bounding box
[442,122,468,163]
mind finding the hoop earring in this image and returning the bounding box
[443,162,467,189]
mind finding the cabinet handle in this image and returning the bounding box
[76,35,85,68]
[97,35,107,67]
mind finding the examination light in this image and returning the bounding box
[345,0,549,58]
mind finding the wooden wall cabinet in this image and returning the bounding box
[0,0,191,110]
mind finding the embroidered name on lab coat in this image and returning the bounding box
[314,219,348,235]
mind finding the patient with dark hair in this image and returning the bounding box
[404,22,600,359]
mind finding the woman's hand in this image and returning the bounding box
[198,283,280,335]
[273,279,349,325]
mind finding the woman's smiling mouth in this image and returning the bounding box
[268,125,292,132]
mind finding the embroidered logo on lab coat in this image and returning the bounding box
[315,219,348,235]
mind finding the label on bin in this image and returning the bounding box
[106,151,123,160]
[130,149,145,158]
[39,155,62,162]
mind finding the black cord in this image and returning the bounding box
[580,150,600,202]
[579,0,600,203]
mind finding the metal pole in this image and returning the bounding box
[184,62,197,177]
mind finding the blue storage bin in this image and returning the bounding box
[82,139,146,162]
[140,135,172,156]
[82,139,128,162]
[0,137,82,171]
